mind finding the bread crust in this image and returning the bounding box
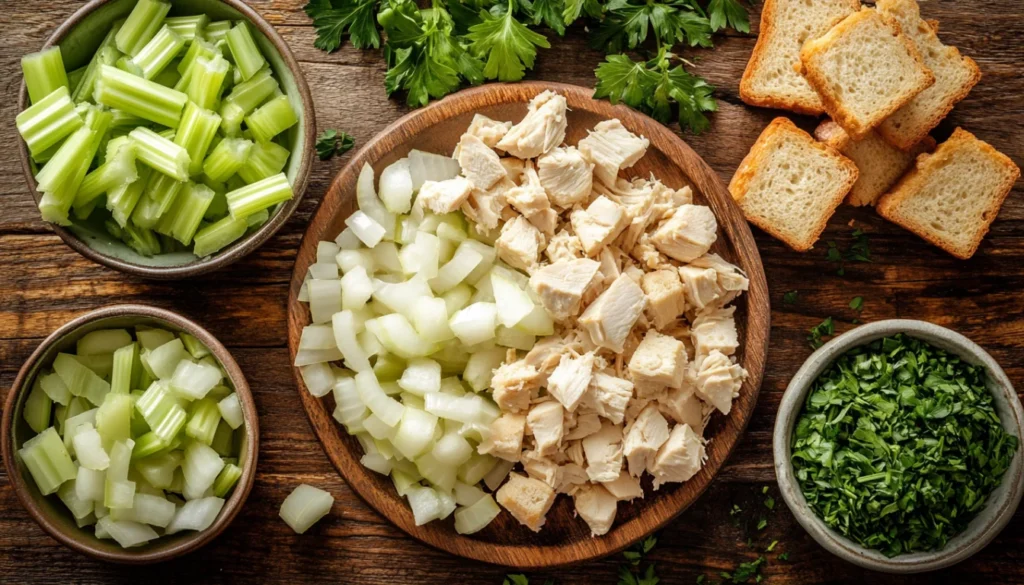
[729,118,859,252]
[876,128,1021,259]
[799,8,936,140]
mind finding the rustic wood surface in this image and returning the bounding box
[1,0,1022,583]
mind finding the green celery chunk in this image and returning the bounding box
[67,65,87,95]
[37,107,111,224]
[203,137,252,183]
[72,353,114,378]
[73,22,123,103]
[114,54,144,77]
[187,54,230,110]
[175,102,221,176]
[210,420,234,455]
[22,47,69,105]
[122,223,162,256]
[58,477,95,521]
[131,431,168,460]
[107,166,151,228]
[156,182,215,245]
[237,140,290,184]
[73,139,139,213]
[225,172,292,220]
[23,379,53,434]
[204,20,232,43]
[179,333,211,359]
[185,398,221,445]
[40,372,72,406]
[129,25,184,80]
[164,15,209,45]
[225,22,266,81]
[115,0,171,56]
[129,127,190,181]
[96,392,132,450]
[151,63,182,88]
[137,327,176,350]
[133,451,180,488]
[131,171,186,229]
[95,65,187,128]
[245,95,297,144]
[110,343,137,395]
[18,427,77,495]
[222,68,278,113]
[135,382,188,444]
[143,338,188,379]
[246,209,269,229]
[109,109,147,129]
[193,215,247,257]
[105,440,136,509]
[16,86,84,159]
[78,329,132,356]
[203,187,228,220]
[212,463,241,497]
[34,126,96,201]
[176,37,218,77]
[53,353,110,406]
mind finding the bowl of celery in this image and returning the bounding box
[1,304,259,563]
[15,0,315,279]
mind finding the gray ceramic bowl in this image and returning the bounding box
[774,319,1024,573]
[18,0,315,279]
[1,305,259,563]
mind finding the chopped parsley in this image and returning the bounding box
[826,229,872,275]
[315,129,355,160]
[807,317,834,349]
[782,290,799,305]
[849,296,864,312]
[619,535,659,585]
[777,553,789,561]
[755,517,767,531]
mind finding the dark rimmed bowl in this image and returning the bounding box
[1,304,259,564]
[17,0,315,279]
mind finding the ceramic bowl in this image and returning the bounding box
[774,319,1024,573]
[17,0,315,279]
[1,305,259,564]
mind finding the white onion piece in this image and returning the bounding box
[490,271,535,328]
[308,261,339,280]
[415,452,457,492]
[308,279,342,324]
[317,241,340,264]
[218,394,244,430]
[424,393,497,425]
[432,432,473,467]
[430,245,483,294]
[332,311,371,372]
[336,249,374,274]
[334,227,362,250]
[279,485,334,534]
[458,454,499,485]
[97,517,159,547]
[371,241,403,274]
[454,493,501,534]
[170,360,223,400]
[393,408,438,460]
[483,459,515,491]
[367,314,437,358]
[340,265,374,310]
[453,480,486,507]
[72,424,110,471]
[495,326,535,350]
[165,496,225,534]
[449,303,497,346]
[372,278,433,321]
[345,210,386,248]
[408,149,461,189]
[378,158,414,213]
[356,163,396,238]
[293,347,343,366]
[360,452,393,475]
[406,486,443,526]
[76,466,106,502]
[299,324,336,350]
[300,363,335,398]
[410,297,454,344]
[463,347,507,392]
[355,370,405,427]
[332,377,367,427]
[515,303,555,336]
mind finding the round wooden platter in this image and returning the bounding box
[287,82,770,568]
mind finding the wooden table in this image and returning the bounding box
[1,1,1021,583]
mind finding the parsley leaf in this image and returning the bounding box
[849,296,864,311]
[523,0,567,35]
[316,129,355,160]
[707,0,750,33]
[562,0,602,25]
[763,495,774,510]
[503,575,530,585]
[765,540,778,552]
[777,552,789,561]
[304,0,381,52]
[466,0,551,81]
[783,290,799,305]
[808,316,834,349]
[755,517,767,530]
[729,556,765,583]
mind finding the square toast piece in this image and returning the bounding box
[729,118,859,252]
[815,119,935,207]
[739,0,860,115]
[876,128,1020,259]
[876,0,982,150]
[799,7,935,139]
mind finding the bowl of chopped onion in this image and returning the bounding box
[15,0,315,279]
[2,304,259,563]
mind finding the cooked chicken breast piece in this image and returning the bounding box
[658,386,704,432]
[556,462,590,494]
[623,403,671,476]
[506,164,558,236]
[574,483,618,536]
[578,274,647,353]
[538,146,594,207]
[496,215,545,273]
[522,450,560,488]
[545,229,585,263]
[564,412,602,440]
[458,134,507,191]
[651,204,718,263]
[694,350,746,415]
[629,330,688,389]
[578,119,650,185]
[691,306,739,357]
[527,400,564,456]
[466,113,512,149]
[497,90,568,159]
[417,177,474,214]
[529,258,601,321]
[641,269,687,329]
[584,372,634,425]
[462,177,512,231]
[496,472,557,532]
[491,360,542,413]
[679,265,721,311]
[582,423,625,483]
[571,196,630,256]
[478,413,527,462]
[650,423,704,489]
[601,470,644,501]
[547,352,596,412]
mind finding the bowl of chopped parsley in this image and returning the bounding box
[773,319,1024,573]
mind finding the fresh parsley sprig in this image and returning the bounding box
[316,129,356,160]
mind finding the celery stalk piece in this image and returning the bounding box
[107,439,134,483]
[118,493,176,527]
[179,333,210,359]
[67,64,87,95]
[122,223,162,256]
[185,398,221,445]
[131,431,168,459]
[164,15,208,45]
[192,215,247,257]
[202,137,252,183]
[129,25,185,80]
[279,484,334,534]
[152,63,182,88]
[40,372,72,406]
[95,65,187,128]
[16,87,84,159]
[97,516,157,548]
[22,47,70,105]
[175,102,221,176]
[96,392,132,449]
[204,20,233,43]
[238,138,290,182]
[128,127,191,182]
[33,126,95,199]
[115,0,172,56]
[166,496,225,534]
[79,329,132,356]
[212,463,241,497]
[137,327,176,350]
[454,493,501,534]
[217,394,244,430]
[155,182,215,245]
[178,38,219,75]
[73,423,111,470]
[135,382,188,443]
[63,408,98,456]
[169,359,223,400]
[23,379,53,434]
[224,172,292,220]
[53,352,110,406]
[115,54,145,77]
[18,427,77,495]
[143,338,188,379]
[73,19,123,101]
[109,109,147,129]
[134,451,180,489]
[222,67,278,112]
[73,141,139,213]
[225,22,266,81]
[77,466,106,502]
[210,420,234,456]
[130,171,186,229]
[187,54,230,110]
[183,441,225,497]
[110,342,137,395]
[244,95,297,144]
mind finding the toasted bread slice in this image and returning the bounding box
[739,0,859,115]
[729,118,859,252]
[799,8,935,140]
[815,119,936,207]
[876,128,1020,259]
[876,0,982,150]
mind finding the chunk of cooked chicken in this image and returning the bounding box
[496,215,545,273]
[417,177,474,214]
[629,330,687,389]
[556,462,590,494]
[641,269,687,329]
[545,229,584,263]
[491,360,542,413]
[522,450,560,488]
[601,470,644,502]
[679,265,721,311]
[573,483,618,536]
[578,119,650,185]
[629,233,673,271]
[564,412,602,440]
[506,164,557,236]
[529,258,601,321]
[582,423,624,483]
[496,90,568,159]
[466,114,512,149]
[570,196,630,256]
[500,157,526,183]
[527,400,564,456]
[689,253,750,307]
[650,423,704,489]
[478,413,527,462]
[694,350,746,415]
[691,306,739,357]
[462,177,512,231]
[623,403,671,476]
[658,386,704,432]
[578,274,647,353]
[538,146,594,208]
[650,204,718,263]
[524,335,568,379]
[458,134,507,190]
[547,352,596,412]
[496,472,557,532]
[584,372,634,425]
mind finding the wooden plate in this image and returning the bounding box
[287,82,770,567]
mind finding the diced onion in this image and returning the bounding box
[379,158,414,213]
[345,210,386,248]
[165,496,226,534]
[279,484,334,534]
[300,363,335,398]
[355,370,405,427]
[454,493,501,534]
[449,303,497,346]
[490,271,535,328]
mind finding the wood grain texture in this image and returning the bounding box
[0,0,1022,582]
[286,82,771,567]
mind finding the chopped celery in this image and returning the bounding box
[131,171,185,229]
[23,379,53,433]
[58,477,96,521]
[107,166,151,227]
[152,62,182,88]
[22,47,69,105]
[144,338,188,379]
[156,182,215,245]
[96,392,132,450]
[169,359,222,400]
[244,94,297,144]
[110,343,137,395]
[19,427,77,495]
[164,15,208,45]
[79,329,133,356]
[16,87,84,159]
[165,496,225,534]
[115,54,145,77]
[178,38,218,76]
[217,394,244,430]
[224,172,292,220]
[179,333,210,359]
[236,140,289,183]
[68,64,87,95]
[222,67,278,114]
[192,215,247,257]
[73,423,111,470]
[34,126,95,198]
[225,22,266,81]
[129,25,184,79]
[183,441,224,497]
[204,20,233,43]
[122,223,162,256]
[40,372,72,406]
[73,139,138,212]
[175,102,221,176]
[63,408,98,455]
[131,431,168,460]
[212,463,241,497]
[187,53,230,110]
[113,493,176,527]
[133,451,180,489]
[203,137,252,182]
[95,65,187,128]
[210,420,234,456]
[136,326,176,350]
[129,127,191,182]
[98,517,158,548]
[185,398,221,445]
[135,382,187,443]
[53,352,110,406]
[73,22,123,102]
[279,484,333,534]
[77,466,106,502]
[115,0,172,56]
